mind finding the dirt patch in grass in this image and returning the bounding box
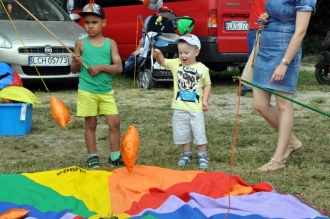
[207,90,330,118]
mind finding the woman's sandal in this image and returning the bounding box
[284,142,303,160]
[258,158,286,172]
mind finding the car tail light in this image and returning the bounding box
[208,9,217,36]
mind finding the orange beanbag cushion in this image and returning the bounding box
[121,124,140,172]
[50,96,72,130]
[0,208,29,219]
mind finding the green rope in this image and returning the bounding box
[233,76,330,117]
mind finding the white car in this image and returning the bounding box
[0,0,87,84]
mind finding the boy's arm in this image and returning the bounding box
[87,39,123,76]
[71,39,83,74]
[153,49,166,67]
[202,84,211,111]
[102,39,123,74]
[109,40,123,74]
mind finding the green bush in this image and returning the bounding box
[305,0,330,54]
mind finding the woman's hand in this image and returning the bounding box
[270,64,287,83]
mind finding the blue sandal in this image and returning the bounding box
[178,153,192,166]
[198,154,209,168]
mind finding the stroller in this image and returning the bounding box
[136,9,194,90]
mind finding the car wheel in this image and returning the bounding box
[141,69,153,90]
[315,67,330,85]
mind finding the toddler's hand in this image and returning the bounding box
[152,49,161,58]
[202,102,209,111]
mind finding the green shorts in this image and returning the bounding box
[77,89,118,117]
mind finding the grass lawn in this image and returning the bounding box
[0,66,329,214]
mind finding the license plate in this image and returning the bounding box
[225,21,248,30]
[28,56,69,66]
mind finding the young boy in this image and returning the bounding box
[71,3,124,169]
[153,34,212,168]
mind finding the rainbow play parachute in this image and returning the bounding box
[0,166,327,219]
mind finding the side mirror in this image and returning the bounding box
[70,13,80,22]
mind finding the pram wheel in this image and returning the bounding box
[136,71,144,88]
[141,69,154,90]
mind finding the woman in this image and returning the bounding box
[252,0,316,172]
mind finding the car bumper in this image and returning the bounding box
[197,37,248,66]
[0,45,79,84]
[10,65,79,84]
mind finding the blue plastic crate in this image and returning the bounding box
[0,103,32,136]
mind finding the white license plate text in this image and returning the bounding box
[225,21,248,31]
[28,56,69,66]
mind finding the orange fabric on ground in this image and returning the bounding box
[125,172,273,215]
[109,166,200,213]
[109,166,274,214]
[223,184,254,196]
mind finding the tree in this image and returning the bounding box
[305,0,330,54]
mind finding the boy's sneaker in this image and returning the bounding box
[109,155,125,166]
[178,153,193,166]
[87,156,100,169]
[198,154,209,169]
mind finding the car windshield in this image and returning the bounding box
[0,0,69,21]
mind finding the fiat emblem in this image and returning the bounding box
[44,44,52,55]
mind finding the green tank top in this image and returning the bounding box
[79,37,112,94]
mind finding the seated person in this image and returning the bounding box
[124,38,146,74]
[124,31,157,74]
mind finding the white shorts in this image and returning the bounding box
[172,110,207,145]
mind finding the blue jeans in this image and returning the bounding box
[124,54,145,74]
[242,29,259,91]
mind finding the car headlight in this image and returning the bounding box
[78,33,88,39]
[0,35,12,48]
